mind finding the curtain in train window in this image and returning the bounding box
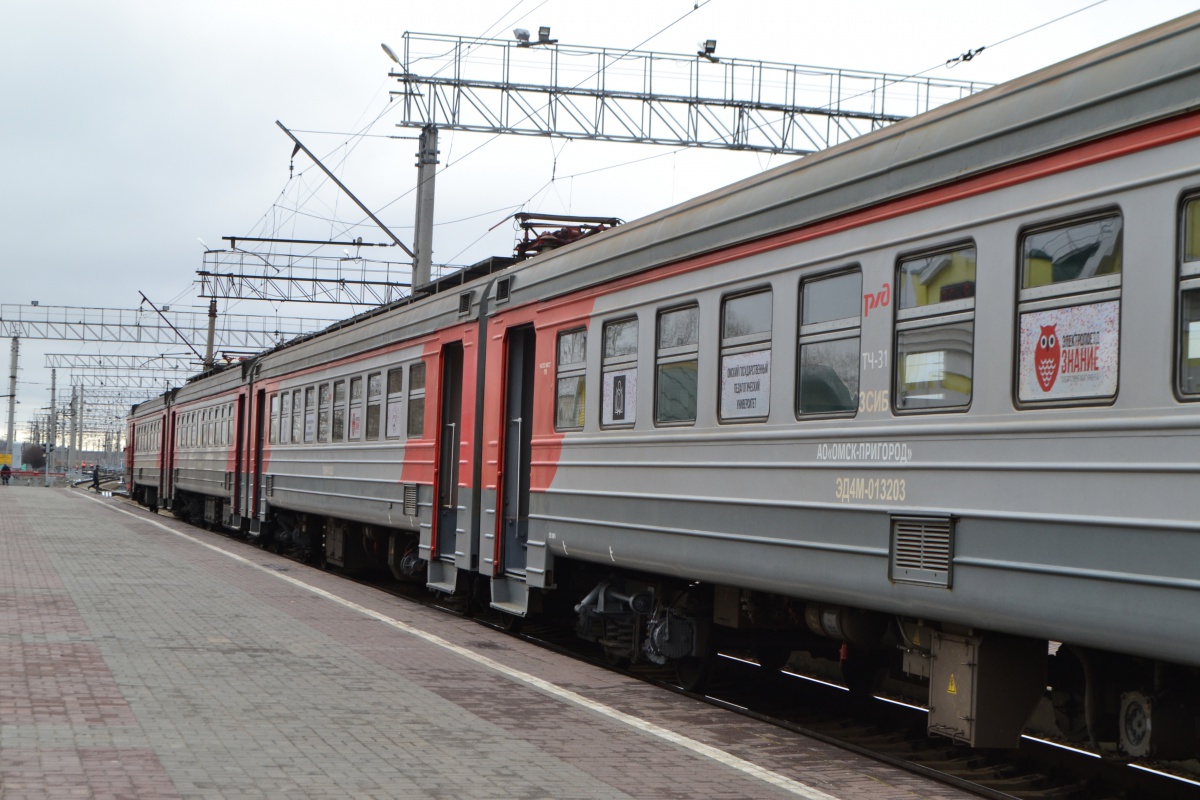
[366,372,383,440]
[601,317,637,427]
[656,304,699,424]
[798,269,861,415]
[895,244,976,411]
[720,289,772,422]
[1017,213,1121,404]
[1180,197,1200,397]
[555,328,587,431]
[317,383,330,443]
[332,380,346,441]
[407,363,426,438]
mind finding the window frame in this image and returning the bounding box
[1176,192,1200,401]
[718,287,772,424]
[555,327,588,432]
[348,377,364,441]
[797,267,862,418]
[331,380,346,442]
[407,362,426,439]
[600,316,638,429]
[366,371,383,441]
[654,302,700,426]
[1013,209,1123,409]
[892,240,977,414]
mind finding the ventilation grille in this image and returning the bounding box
[458,291,473,315]
[496,277,512,303]
[890,515,953,588]
[403,484,419,516]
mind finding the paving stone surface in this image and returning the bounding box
[0,486,976,799]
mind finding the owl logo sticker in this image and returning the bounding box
[1035,324,1060,392]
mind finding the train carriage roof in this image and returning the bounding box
[512,11,1200,300]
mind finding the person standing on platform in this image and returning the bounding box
[1,464,10,486]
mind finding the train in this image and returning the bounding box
[130,13,1200,760]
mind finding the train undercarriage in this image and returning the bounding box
[551,561,1200,761]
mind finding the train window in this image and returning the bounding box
[1179,197,1200,398]
[348,377,363,440]
[291,389,303,444]
[720,290,772,422]
[366,372,382,440]
[555,329,587,431]
[601,317,637,427]
[894,244,976,411]
[280,392,290,444]
[655,304,699,425]
[408,363,426,438]
[332,380,346,441]
[385,368,404,438]
[798,269,861,416]
[302,387,315,443]
[1017,213,1121,404]
[318,384,330,443]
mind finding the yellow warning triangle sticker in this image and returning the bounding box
[947,674,958,695]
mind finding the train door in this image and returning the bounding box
[164,410,177,506]
[250,388,266,534]
[233,394,245,525]
[435,343,464,562]
[500,326,536,576]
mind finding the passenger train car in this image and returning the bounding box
[129,14,1200,759]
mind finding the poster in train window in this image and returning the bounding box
[602,369,636,426]
[720,349,771,419]
[386,400,404,437]
[1018,300,1119,401]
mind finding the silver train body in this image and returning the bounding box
[129,14,1200,757]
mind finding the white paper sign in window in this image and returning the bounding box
[1018,300,1119,401]
[720,350,771,419]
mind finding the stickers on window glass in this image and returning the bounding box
[720,350,771,419]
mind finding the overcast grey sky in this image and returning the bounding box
[2,0,1197,444]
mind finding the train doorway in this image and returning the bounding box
[436,343,464,561]
[501,326,536,576]
[250,388,266,533]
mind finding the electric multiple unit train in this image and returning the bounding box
[130,13,1200,758]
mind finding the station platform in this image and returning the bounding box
[0,486,976,799]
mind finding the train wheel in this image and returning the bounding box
[674,654,714,692]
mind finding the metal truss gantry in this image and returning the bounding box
[45,353,200,373]
[390,32,990,155]
[198,251,434,306]
[0,305,337,350]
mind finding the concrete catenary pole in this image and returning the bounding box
[413,124,439,289]
[204,298,217,369]
[6,337,17,465]
[68,385,77,473]
[46,368,56,486]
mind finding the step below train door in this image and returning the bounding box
[493,325,535,615]
[428,343,464,592]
